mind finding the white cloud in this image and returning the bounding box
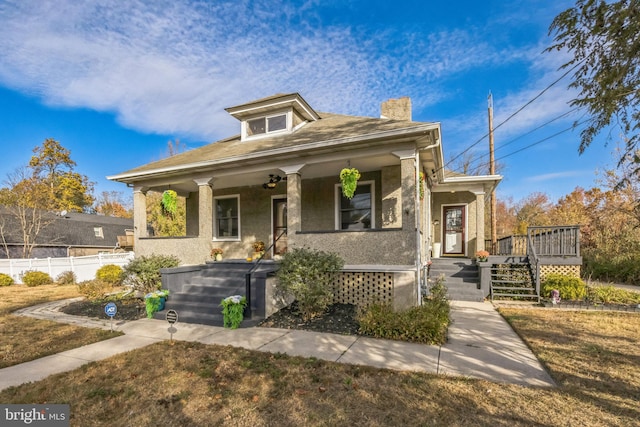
[0,0,567,142]
[525,170,587,183]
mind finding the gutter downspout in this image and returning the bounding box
[416,132,441,306]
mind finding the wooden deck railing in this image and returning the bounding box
[528,226,580,257]
[488,225,581,296]
[487,225,580,257]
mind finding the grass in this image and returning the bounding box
[1,287,639,426]
[0,284,122,368]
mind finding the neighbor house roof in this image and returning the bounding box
[0,208,133,248]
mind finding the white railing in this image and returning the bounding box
[0,252,135,284]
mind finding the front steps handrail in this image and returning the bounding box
[245,229,286,318]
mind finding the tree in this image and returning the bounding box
[547,187,591,226]
[94,191,133,218]
[146,191,186,237]
[514,192,551,235]
[0,139,94,257]
[0,167,58,258]
[547,0,640,186]
[28,138,95,212]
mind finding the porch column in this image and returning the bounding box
[475,191,485,252]
[280,164,306,241]
[393,150,417,232]
[194,177,214,239]
[133,186,148,238]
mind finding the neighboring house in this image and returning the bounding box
[0,208,134,258]
[108,93,502,312]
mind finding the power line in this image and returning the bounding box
[459,107,583,172]
[443,62,582,172]
[470,119,590,171]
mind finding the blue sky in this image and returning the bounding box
[0,0,617,205]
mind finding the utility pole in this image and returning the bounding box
[488,93,497,253]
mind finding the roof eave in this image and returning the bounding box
[107,123,441,184]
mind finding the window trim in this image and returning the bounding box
[242,110,291,141]
[213,194,241,241]
[334,180,376,230]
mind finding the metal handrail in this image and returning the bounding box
[244,229,287,318]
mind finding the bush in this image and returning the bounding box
[586,285,640,305]
[56,270,77,285]
[357,276,450,345]
[275,248,344,321]
[96,264,124,285]
[0,273,14,287]
[78,279,113,301]
[583,251,640,285]
[123,254,180,294]
[541,273,587,300]
[22,270,53,287]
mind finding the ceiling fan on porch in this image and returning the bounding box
[262,174,282,189]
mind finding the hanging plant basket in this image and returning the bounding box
[161,190,178,218]
[340,168,361,199]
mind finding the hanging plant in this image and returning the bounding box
[340,168,361,199]
[419,171,425,200]
[161,190,178,217]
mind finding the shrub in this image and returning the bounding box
[22,270,53,287]
[541,273,587,300]
[275,247,344,321]
[123,254,180,294]
[78,279,113,301]
[357,276,450,345]
[96,264,124,285]
[583,251,640,285]
[0,273,14,287]
[586,285,640,305]
[56,270,77,285]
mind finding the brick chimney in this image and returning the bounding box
[380,97,412,121]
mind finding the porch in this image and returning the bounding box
[480,225,582,300]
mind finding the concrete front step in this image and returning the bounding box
[429,257,481,301]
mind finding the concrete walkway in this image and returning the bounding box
[0,300,555,391]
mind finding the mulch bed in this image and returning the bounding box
[259,302,361,335]
[59,298,361,334]
[60,299,147,321]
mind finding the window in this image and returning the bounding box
[336,182,375,230]
[94,227,104,238]
[245,113,287,137]
[214,196,240,239]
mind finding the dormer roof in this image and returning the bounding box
[225,92,320,122]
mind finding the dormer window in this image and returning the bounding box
[226,93,320,142]
[247,113,287,137]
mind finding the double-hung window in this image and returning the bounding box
[214,195,240,240]
[245,113,288,138]
[336,181,375,230]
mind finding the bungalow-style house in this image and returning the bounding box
[0,208,134,258]
[108,93,502,324]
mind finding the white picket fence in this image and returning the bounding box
[0,252,135,284]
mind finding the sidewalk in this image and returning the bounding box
[1,300,555,391]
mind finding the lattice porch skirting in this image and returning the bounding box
[540,264,581,282]
[333,272,394,306]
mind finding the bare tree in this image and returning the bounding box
[0,167,59,258]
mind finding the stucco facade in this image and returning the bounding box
[111,93,501,308]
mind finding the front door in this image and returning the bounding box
[272,198,287,255]
[443,205,465,256]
